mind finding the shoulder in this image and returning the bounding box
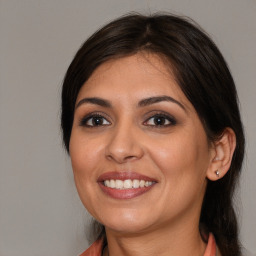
[79,238,104,256]
[204,233,217,256]
[241,247,256,256]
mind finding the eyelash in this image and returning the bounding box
[144,112,177,127]
[79,112,111,127]
[79,112,177,128]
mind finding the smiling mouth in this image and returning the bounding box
[103,179,155,189]
[97,172,157,199]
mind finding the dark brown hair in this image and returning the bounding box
[61,13,245,256]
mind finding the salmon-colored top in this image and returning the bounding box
[80,233,216,256]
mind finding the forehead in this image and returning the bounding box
[77,53,191,110]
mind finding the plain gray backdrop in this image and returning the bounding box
[0,0,255,255]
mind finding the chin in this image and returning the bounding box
[100,211,157,234]
[106,222,151,235]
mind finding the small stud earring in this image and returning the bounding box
[215,170,220,177]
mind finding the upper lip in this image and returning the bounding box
[97,171,157,182]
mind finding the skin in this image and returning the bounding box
[69,53,234,256]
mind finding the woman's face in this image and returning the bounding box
[70,53,215,235]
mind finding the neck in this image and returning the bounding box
[104,219,206,256]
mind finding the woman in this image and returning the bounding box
[61,13,245,256]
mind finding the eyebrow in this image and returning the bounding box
[76,97,111,109]
[138,96,186,111]
[75,95,186,111]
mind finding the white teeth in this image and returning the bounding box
[123,179,133,189]
[115,180,124,189]
[110,179,115,188]
[145,181,153,187]
[133,179,140,188]
[103,179,154,189]
[139,180,145,188]
[104,180,110,187]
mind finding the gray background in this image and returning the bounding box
[0,0,255,255]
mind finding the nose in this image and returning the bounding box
[105,121,144,164]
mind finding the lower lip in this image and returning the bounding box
[98,182,155,199]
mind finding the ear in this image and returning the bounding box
[207,128,236,181]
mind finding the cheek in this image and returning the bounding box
[69,156,104,219]
[148,129,210,183]
[148,133,209,216]
[69,133,104,177]
[69,133,104,207]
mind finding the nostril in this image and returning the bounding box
[104,130,144,163]
[124,155,137,160]
[106,153,138,164]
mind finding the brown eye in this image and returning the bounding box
[80,114,111,127]
[144,114,176,127]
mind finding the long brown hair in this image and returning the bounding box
[61,13,245,256]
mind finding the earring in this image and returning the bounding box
[215,170,220,178]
